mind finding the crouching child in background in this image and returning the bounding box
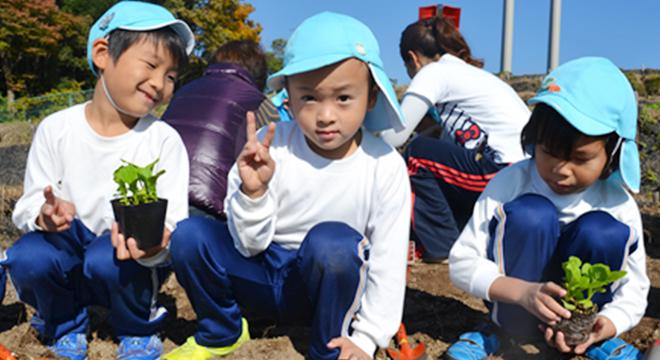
[448,57,649,360]
[164,12,411,360]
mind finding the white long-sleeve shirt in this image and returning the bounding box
[381,54,530,164]
[449,159,649,335]
[224,121,411,355]
[12,102,189,266]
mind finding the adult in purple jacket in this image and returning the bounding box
[163,40,278,218]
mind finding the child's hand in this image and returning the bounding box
[540,316,616,354]
[327,337,372,360]
[36,186,76,232]
[237,111,276,199]
[520,281,571,325]
[112,223,170,261]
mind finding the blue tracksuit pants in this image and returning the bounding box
[0,219,169,342]
[486,194,637,336]
[405,135,505,261]
[169,217,370,360]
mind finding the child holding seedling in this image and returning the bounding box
[165,12,410,360]
[3,2,192,359]
[448,57,650,360]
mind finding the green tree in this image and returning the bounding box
[265,38,286,75]
[160,0,262,83]
[0,0,89,103]
[57,0,115,20]
[1,0,261,106]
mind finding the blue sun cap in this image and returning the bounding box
[528,57,640,192]
[87,1,195,76]
[267,12,405,132]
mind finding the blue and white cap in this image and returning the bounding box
[529,57,640,192]
[267,12,405,133]
[87,1,195,76]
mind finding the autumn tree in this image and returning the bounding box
[0,0,89,102]
[159,0,262,83]
[57,0,262,83]
[1,0,261,102]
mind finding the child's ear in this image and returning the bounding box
[91,38,111,73]
[367,83,379,110]
[408,50,423,71]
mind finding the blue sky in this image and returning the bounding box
[248,0,660,84]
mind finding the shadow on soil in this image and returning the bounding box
[402,288,489,343]
[0,303,26,333]
[646,287,660,319]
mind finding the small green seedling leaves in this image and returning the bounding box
[114,159,165,206]
[560,256,626,311]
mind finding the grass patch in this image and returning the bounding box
[0,185,22,249]
[0,122,33,147]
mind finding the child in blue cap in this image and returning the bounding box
[448,57,649,360]
[4,2,194,359]
[165,11,410,360]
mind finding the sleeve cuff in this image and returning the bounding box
[471,263,503,301]
[30,219,42,232]
[236,188,270,209]
[599,306,633,336]
[348,330,377,358]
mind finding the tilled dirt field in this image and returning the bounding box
[0,255,657,359]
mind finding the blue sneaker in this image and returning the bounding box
[117,335,163,360]
[586,338,643,360]
[49,333,88,360]
[445,331,500,360]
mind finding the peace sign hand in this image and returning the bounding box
[237,112,276,199]
[36,185,76,232]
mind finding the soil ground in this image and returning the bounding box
[0,82,658,359]
[0,254,657,359]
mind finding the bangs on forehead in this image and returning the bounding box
[107,28,188,70]
[521,103,584,160]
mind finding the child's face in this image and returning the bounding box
[101,38,178,117]
[535,135,609,195]
[287,58,376,159]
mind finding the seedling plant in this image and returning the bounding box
[559,256,626,313]
[555,256,626,346]
[111,158,168,250]
[114,159,165,206]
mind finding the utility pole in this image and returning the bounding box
[548,0,561,71]
[501,0,514,75]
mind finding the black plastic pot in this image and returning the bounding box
[111,198,168,251]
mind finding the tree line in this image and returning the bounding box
[0,0,285,105]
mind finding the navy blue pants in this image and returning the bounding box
[0,220,169,342]
[170,217,370,360]
[487,194,636,336]
[405,136,505,261]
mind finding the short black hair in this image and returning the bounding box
[103,27,189,73]
[212,40,268,91]
[521,103,621,178]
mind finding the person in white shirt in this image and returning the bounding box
[164,12,411,360]
[2,2,194,360]
[380,16,529,262]
[447,57,649,360]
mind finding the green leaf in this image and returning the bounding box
[561,299,576,311]
[577,299,593,309]
[560,257,627,311]
[112,159,165,205]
